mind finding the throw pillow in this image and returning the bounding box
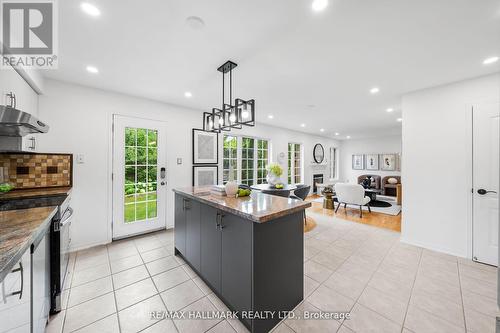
[388,177,398,184]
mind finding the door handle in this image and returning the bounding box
[477,189,497,195]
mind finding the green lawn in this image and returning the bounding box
[125,199,157,223]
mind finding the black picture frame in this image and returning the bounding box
[192,165,219,186]
[313,143,325,164]
[192,128,219,165]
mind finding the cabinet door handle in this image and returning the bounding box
[2,261,23,303]
[29,137,36,150]
[219,213,225,230]
[6,92,15,108]
[216,212,221,230]
[183,198,191,210]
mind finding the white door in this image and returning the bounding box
[472,102,499,266]
[112,115,167,239]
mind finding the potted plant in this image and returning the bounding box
[266,163,283,186]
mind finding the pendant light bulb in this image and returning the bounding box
[229,114,236,122]
[218,118,224,125]
[242,110,250,119]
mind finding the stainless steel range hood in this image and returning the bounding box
[0,105,49,136]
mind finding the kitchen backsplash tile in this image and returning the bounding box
[0,153,73,189]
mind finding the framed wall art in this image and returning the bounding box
[192,129,218,164]
[380,154,397,171]
[352,154,364,170]
[193,165,218,186]
[365,154,379,170]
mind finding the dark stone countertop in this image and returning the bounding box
[173,186,311,223]
[0,206,57,282]
[0,186,72,200]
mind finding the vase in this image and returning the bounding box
[266,173,280,186]
[225,181,238,197]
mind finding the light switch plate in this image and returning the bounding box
[76,154,85,164]
[176,158,182,165]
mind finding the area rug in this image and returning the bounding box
[312,195,401,216]
[304,216,317,233]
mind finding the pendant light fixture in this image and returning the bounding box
[203,60,255,132]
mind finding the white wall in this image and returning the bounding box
[338,135,402,184]
[401,73,500,258]
[39,79,339,251]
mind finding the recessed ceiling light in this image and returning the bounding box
[397,118,403,122]
[483,56,499,65]
[370,87,380,94]
[267,114,274,119]
[386,108,394,113]
[312,0,328,12]
[300,123,306,127]
[80,2,101,17]
[346,135,351,139]
[320,128,325,132]
[334,132,340,136]
[184,91,192,98]
[86,65,99,74]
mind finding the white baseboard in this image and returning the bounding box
[399,236,468,259]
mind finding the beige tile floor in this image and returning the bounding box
[46,210,498,333]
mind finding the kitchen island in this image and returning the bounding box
[173,187,311,333]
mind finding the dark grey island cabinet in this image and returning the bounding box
[173,189,311,333]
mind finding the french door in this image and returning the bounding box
[472,102,499,266]
[112,115,167,239]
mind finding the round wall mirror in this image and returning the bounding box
[313,144,325,163]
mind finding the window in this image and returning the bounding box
[256,139,268,184]
[241,137,254,186]
[223,135,270,185]
[124,127,157,223]
[223,135,238,183]
[288,143,302,184]
[329,147,337,179]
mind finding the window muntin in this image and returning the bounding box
[288,143,302,184]
[124,127,158,223]
[223,135,269,185]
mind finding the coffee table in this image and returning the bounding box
[365,188,382,201]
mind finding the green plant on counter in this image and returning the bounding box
[0,183,14,193]
[266,163,283,177]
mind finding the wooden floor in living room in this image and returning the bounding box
[306,195,402,232]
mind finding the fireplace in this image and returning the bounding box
[313,174,324,193]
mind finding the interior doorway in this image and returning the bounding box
[472,102,499,266]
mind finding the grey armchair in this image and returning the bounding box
[382,176,401,196]
[357,175,381,189]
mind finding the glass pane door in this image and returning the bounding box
[124,127,158,223]
[112,115,167,239]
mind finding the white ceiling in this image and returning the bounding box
[44,0,500,139]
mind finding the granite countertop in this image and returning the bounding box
[0,206,57,282]
[0,186,72,200]
[173,186,311,223]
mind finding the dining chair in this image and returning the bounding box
[261,189,291,198]
[290,185,311,225]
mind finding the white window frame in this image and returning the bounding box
[222,134,271,185]
[329,146,338,179]
[288,142,303,185]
